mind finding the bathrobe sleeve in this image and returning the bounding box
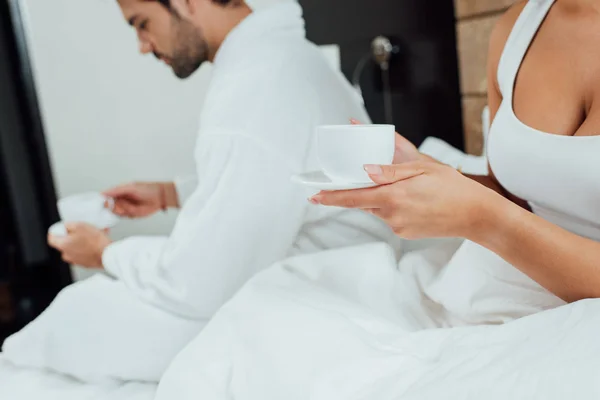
[174,175,199,206]
[102,132,310,319]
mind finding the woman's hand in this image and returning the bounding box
[310,161,501,240]
[103,182,179,218]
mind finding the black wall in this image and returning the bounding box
[0,0,72,341]
[299,0,464,149]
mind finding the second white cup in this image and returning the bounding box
[57,192,119,229]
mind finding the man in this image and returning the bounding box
[3,0,399,382]
[47,0,400,316]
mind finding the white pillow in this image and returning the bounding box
[2,275,205,383]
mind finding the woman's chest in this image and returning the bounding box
[489,103,600,229]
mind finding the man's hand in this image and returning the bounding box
[48,223,112,268]
[103,182,179,218]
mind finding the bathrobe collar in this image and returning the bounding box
[213,2,306,69]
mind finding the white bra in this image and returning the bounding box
[488,0,600,241]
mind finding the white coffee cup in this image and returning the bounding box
[317,124,395,183]
[57,192,119,229]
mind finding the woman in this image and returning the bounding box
[155,0,600,398]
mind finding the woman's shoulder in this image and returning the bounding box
[489,1,528,61]
[487,1,529,93]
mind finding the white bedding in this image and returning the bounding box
[155,243,600,400]
[0,139,526,399]
[0,356,156,400]
[2,274,205,383]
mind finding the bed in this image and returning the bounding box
[152,243,600,400]
[0,138,490,398]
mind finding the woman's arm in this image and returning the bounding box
[466,173,530,210]
[312,160,600,303]
[475,196,600,302]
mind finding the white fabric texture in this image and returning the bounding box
[155,244,600,400]
[173,175,198,206]
[101,1,399,319]
[152,1,600,397]
[0,355,156,400]
[2,275,205,384]
[1,2,399,384]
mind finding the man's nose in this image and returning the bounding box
[138,39,153,55]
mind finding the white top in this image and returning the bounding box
[489,0,600,241]
[102,3,400,319]
[426,0,600,324]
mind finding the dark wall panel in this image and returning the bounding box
[0,0,72,341]
[299,0,464,149]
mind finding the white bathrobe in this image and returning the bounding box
[102,2,398,319]
[0,2,399,384]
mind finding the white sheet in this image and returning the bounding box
[155,243,600,400]
[2,275,204,383]
[0,357,156,400]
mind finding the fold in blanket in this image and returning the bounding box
[155,243,600,400]
[0,356,156,400]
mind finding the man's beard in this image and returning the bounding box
[159,13,208,79]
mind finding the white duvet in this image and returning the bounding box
[3,139,598,398]
[3,244,600,399]
[154,242,600,400]
[0,357,156,400]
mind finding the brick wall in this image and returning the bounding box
[455,0,514,154]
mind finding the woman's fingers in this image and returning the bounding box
[365,162,427,185]
[310,163,428,208]
[311,187,386,209]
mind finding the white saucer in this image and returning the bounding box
[291,171,378,191]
